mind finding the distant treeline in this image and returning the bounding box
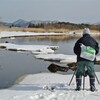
[28,22,100,31]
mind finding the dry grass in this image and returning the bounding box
[0,27,70,33]
[0,26,99,33]
[17,34,82,41]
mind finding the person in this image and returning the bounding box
[73,28,99,92]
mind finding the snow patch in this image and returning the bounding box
[0,72,100,100]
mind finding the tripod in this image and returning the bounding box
[68,67,100,90]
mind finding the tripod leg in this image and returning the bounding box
[83,66,86,90]
[83,75,85,90]
[68,70,76,86]
[95,73,100,85]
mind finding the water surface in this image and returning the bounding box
[0,38,100,88]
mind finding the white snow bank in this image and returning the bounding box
[0,43,59,54]
[35,53,100,64]
[0,31,66,38]
[0,72,100,100]
[35,54,76,64]
[0,31,99,39]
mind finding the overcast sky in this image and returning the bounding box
[0,0,100,23]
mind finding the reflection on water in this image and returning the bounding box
[0,38,100,88]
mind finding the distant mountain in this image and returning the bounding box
[0,22,4,26]
[12,19,58,27]
[12,19,30,27]
[0,21,11,27]
[94,22,100,25]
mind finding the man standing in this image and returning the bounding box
[74,28,99,91]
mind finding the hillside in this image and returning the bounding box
[0,20,100,33]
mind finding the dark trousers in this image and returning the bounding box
[76,61,95,88]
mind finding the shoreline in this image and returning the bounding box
[0,30,100,40]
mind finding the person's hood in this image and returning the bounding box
[83,28,90,35]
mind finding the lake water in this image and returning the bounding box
[0,38,100,88]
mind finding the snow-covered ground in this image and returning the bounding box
[0,31,66,38]
[0,72,100,100]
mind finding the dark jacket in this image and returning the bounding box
[74,34,99,62]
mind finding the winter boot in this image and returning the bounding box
[90,76,95,92]
[75,75,82,91]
